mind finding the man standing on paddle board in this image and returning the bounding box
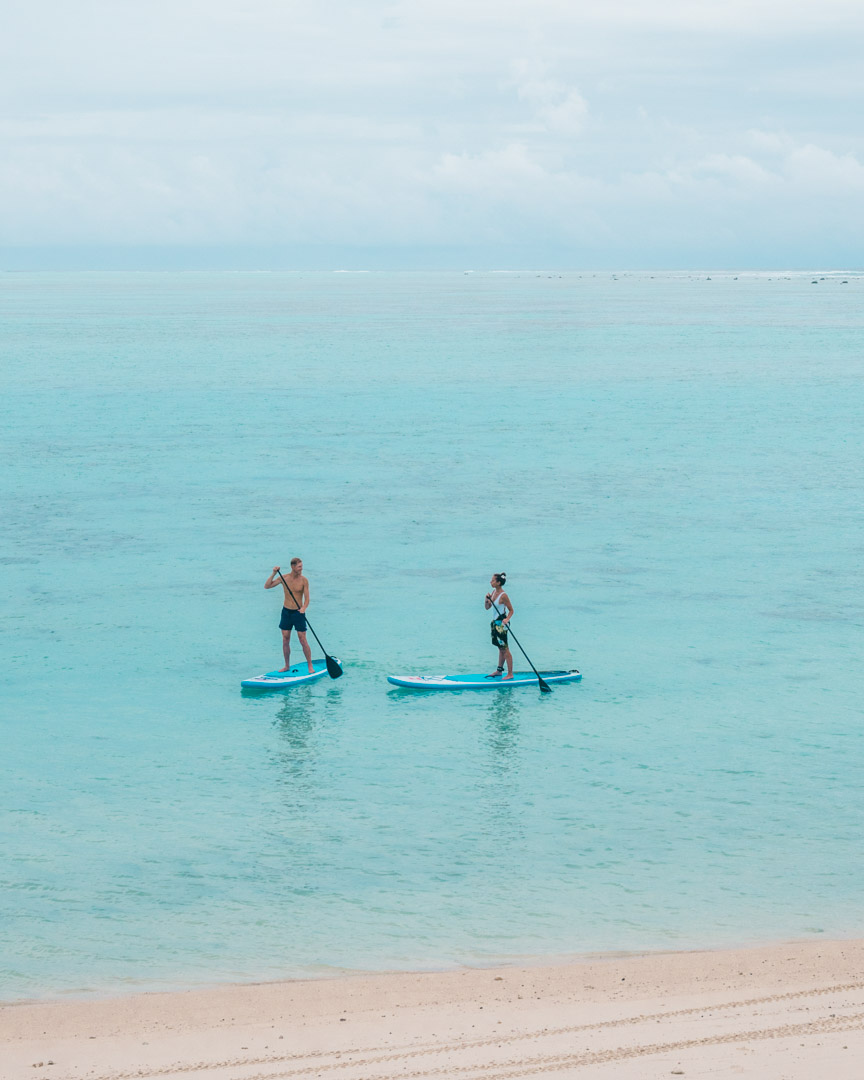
[485,572,514,680]
[265,558,314,673]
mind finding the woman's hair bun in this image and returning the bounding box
[496,572,507,584]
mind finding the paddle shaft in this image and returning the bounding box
[276,569,342,678]
[488,595,552,693]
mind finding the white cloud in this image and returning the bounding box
[433,143,547,191]
[745,130,795,155]
[0,109,422,145]
[784,144,864,189]
[693,154,774,186]
[540,91,589,135]
[407,0,864,34]
[1,1,864,261]
[514,76,589,135]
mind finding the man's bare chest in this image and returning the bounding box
[282,576,306,608]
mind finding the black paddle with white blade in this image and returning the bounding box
[276,569,343,679]
[488,596,552,693]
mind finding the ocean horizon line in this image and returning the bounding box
[3,265,862,275]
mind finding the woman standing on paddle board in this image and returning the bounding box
[485,573,514,680]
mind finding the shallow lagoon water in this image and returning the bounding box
[1,271,863,998]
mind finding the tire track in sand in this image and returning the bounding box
[57,980,864,1080]
[240,1012,864,1080]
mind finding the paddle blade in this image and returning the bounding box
[538,678,552,693]
[325,654,343,679]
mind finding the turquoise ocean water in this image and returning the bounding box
[2,270,862,1000]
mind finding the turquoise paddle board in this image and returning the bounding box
[387,669,581,690]
[242,658,334,689]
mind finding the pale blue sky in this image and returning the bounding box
[2,0,863,267]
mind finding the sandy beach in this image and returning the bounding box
[3,939,864,1079]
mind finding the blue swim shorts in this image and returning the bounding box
[279,608,308,632]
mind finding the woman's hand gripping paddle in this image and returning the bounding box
[488,596,552,693]
[277,569,343,679]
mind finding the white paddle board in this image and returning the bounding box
[387,669,581,690]
[242,658,332,689]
